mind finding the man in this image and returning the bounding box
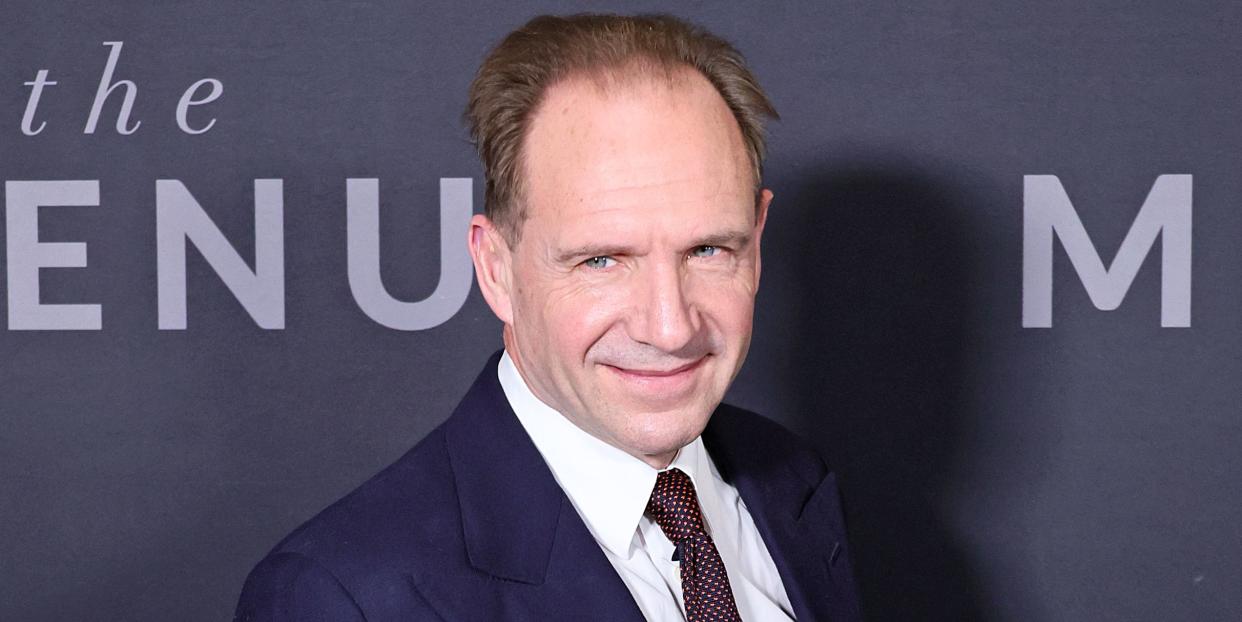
[237,13,861,621]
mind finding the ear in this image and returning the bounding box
[753,188,773,291]
[468,214,515,325]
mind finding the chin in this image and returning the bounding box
[619,405,714,457]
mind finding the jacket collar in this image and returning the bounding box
[703,406,863,622]
[442,351,564,584]
[440,352,858,621]
[439,352,646,620]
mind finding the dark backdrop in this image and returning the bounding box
[3,1,1239,620]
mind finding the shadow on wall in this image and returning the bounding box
[773,156,991,621]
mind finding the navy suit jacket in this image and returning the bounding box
[236,352,862,621]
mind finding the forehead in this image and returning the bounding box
[520,68,755,232]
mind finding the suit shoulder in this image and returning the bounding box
[709,403,832,483]
[711,402,817,452]
[262,423,461,574]
[235,551,367,621]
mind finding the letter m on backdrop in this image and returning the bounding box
[1022,175,1192,328]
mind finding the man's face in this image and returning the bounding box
[472,69,770,467]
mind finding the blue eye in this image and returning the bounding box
[583,256,616,269]
[691,245,720,258]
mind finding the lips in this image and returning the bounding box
[610,358,704,376]
[601,355,707,397]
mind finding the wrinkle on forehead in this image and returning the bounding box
[574,170,733,207]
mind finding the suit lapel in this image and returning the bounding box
[413,355,859,621]
[703,408,863,622]
[424,353,644,621]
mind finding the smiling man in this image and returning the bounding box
[237,14,860,622]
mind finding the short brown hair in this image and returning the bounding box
[465,13,779,244]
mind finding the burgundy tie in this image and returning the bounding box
[645,468,743,622]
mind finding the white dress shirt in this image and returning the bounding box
[498,351,795,621]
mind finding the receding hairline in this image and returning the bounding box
[510,61,760,241]
[465,13,778,246]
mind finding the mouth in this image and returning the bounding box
[601,355,708,397]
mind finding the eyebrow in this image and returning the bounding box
[694,230,752,249]
[554,244,638,264]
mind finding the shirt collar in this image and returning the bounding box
[498,350,717,557]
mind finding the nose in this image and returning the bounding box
[630,261,698,353]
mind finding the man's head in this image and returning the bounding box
[465,14,778,468]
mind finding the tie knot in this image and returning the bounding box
[645,468,707,543]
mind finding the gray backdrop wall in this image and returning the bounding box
[3,1,1239,620]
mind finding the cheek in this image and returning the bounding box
[710,297,756,347]
[531,279,627,356]
[689,272,758,330]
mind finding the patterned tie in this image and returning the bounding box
[645,468,743,622]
